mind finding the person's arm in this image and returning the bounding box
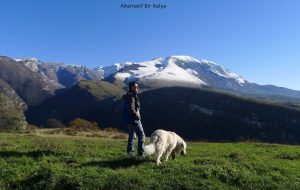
[127,95,140,120]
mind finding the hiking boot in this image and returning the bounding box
[127,152,135,158]
[137,154,146,160]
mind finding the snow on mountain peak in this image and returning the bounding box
[113,62,133,69]
[109,55,247,88]
[14,57,41,63]
[112,56,207,85]
[14,55,246,89]
[101,62,134,78]
[14,57,42,72]
[200,59,246,84]
[168,55,201,63]
[166,56,246,85]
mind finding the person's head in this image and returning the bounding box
[128,81,139,94]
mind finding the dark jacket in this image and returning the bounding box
[122,91,141,123]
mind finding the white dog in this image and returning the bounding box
[144,129,187,165]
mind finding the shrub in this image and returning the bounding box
[68,118,99,131]
[103,127,123,133]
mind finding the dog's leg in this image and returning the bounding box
[156,150,163,165]
[165,145,177,162]
[164,149,173,162]
[155,142,164,165]
[171,150,176,159]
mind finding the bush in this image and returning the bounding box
[103,127,123,133]
[68,118,99,131]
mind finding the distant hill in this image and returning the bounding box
[26,80,300,144]
[26,80,125,126]
[79,86,300,144]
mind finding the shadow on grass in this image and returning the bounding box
[81,157,153,169]
[0,150,61,158]
[10,169,52,190]
[10,168,80,190]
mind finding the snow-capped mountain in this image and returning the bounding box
[15,55,247,90]
[99,55,300,99]
[12,55,300,100]
[95,62,133,78]
[101,55,247,90]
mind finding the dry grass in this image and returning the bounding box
[20,128,129,140]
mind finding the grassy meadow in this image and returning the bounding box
[0,130,300,190]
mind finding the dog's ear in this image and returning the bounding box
[181,138,187,148]
[178,138,185,147]
[176,140,182,149]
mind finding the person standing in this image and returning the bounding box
[121,81,145,158]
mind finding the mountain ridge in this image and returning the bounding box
[14,55,300,100]
[1,54,299,108]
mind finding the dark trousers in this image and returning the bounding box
[127,120,145,156]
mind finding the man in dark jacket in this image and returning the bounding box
[122,81,145,158]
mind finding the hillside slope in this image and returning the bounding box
[0,56,62,105]
[0,94,27,129]
[26,80,300,144]
[26,80,125,126]
[0,79,27,110]
[81,86,300,144]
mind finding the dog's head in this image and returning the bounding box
[171,134,187,160]
[176,137,187,156]
[179,139,187,156]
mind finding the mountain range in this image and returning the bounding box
[6,55,300,102]
[99,55,300,103]
[1,54,300,143]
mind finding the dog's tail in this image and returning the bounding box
[144,143,156,155]
[144,133,159,155]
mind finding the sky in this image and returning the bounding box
[1,0,300,90]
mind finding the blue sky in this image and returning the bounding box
[1,0,300,90]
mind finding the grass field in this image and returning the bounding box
[0,131,300,190]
